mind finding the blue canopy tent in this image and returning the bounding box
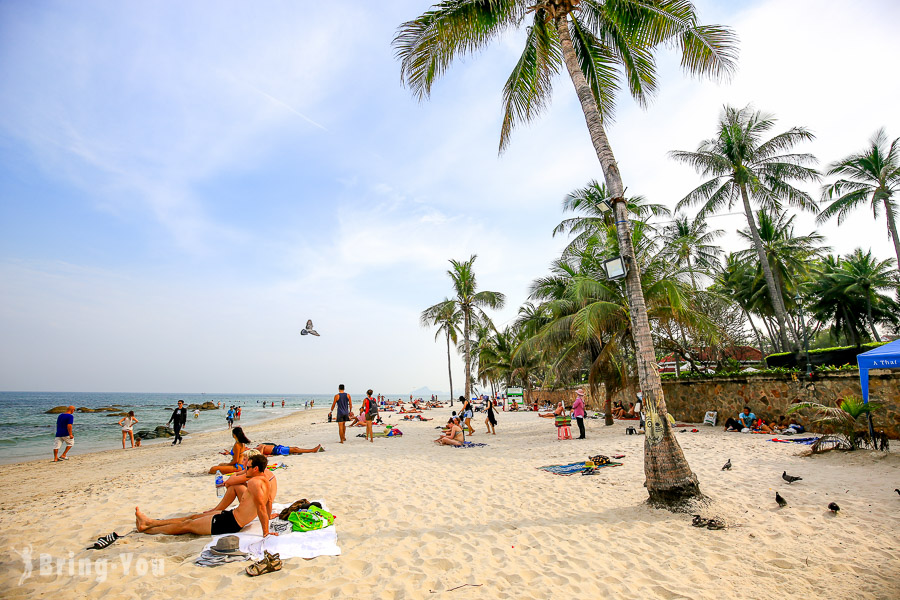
[856,339,900,438]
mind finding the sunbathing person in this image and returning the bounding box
[255,443,324,456]
[539,402,565,418]
[435,418,464,446]
[137,454,276,536]
[209,427,251,474]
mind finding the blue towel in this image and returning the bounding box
[452,442,488,448]
[537,461,623,476]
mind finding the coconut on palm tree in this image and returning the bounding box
[818,128,900,273]
[395,0,737,505]
[420,298,462,405]
[671,105,820,352]
[444,255,505,401]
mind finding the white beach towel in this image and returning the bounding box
[203,501,340,560]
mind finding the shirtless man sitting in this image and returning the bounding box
[135,454,277,537]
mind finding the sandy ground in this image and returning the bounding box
[1,408,898,600]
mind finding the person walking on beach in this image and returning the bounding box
[484,396,497,435]
[118,411,139,448]
[226,406,235,428]
[363,389,378,443]
[53,406,75,461]
[572,389,586,439]
[330,384,352,444]
[167,400,188,445]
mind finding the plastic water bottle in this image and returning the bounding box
[215,470,225,497]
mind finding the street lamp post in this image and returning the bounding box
[794,293,812,377]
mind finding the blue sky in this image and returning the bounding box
[1,0,898,394]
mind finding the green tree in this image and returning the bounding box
[661,214,724,290]
[833,249,899,342]
[671,105,820,352]
[819,129,900,273]
[395,0,737,505]
[420,298,462,404]
[445,255,506,401]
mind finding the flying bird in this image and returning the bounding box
[782,471,802,484]
[827,502,840,513]
[300,320,320,336]
[775,492,787,508]
[722,459,732,471]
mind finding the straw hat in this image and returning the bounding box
[575,388,586,396]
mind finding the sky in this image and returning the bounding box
[1,0,898,394]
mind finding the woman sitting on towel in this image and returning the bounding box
[435,417,464,446]
[209,427,251,474]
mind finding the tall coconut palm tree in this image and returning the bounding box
[671,105,820,352]
[420,298,462,404]
[735,210,827,341]
[818,129,900,273]
[395,0,737,505]
[445,255,506,401]
[661,215,724,289]
[826,249,899,342]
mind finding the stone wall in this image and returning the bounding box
[525,370,900,438]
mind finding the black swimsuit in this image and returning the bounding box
[210,510,242,535]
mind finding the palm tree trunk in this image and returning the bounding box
[557,15,700,505]
[738,184,792,352]
[742,307,765,360]
[604,386,614,426]
[865,292,881,342]
[445,329,455,404]
[463,307,471,401]
[884,198,900,274]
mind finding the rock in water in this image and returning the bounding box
[45,406,69,414]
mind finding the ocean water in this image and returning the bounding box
[0,392,337,464]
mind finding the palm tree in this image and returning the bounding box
[661,215,724,290]
[420,299,462,404]
[395,0,737,505]
[834,249,899,342]
[671,105,820,352]
[735,210,827,342]
[712,253,767,356]
[819,129,900,273]
[445,255,506,401]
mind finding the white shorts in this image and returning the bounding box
[54,436,74,449]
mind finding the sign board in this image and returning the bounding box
[506,387,523,397]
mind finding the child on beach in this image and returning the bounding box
[118,411,138,449]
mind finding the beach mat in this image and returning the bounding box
[452,442,488,448]
[202,501,340,560]
[769,437,819,445]
[537,461,623,476]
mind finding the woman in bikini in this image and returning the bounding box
[255,443,324,456]
[118,411,139,449]
[209,427,251,474]
[435,417,464,446]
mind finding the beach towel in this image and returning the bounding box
[202,501,341,560]
[769,437,819,445]
[537,461,623,476]
[452,442,488,448]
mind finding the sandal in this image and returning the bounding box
[706,519,726,530]
[691,515,709,527]
[246,551,282,576]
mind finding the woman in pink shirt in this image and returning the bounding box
[572,389,586,439]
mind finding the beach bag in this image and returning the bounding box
[287,506,335,532]
[703,411,717,426]
[589,454,610,466]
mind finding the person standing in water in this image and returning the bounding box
[330,384,352,444]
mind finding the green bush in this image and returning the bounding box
[765,341,886,361]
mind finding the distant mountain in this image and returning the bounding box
[410,386,447,397]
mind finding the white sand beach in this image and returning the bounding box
[2,409,898,600]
